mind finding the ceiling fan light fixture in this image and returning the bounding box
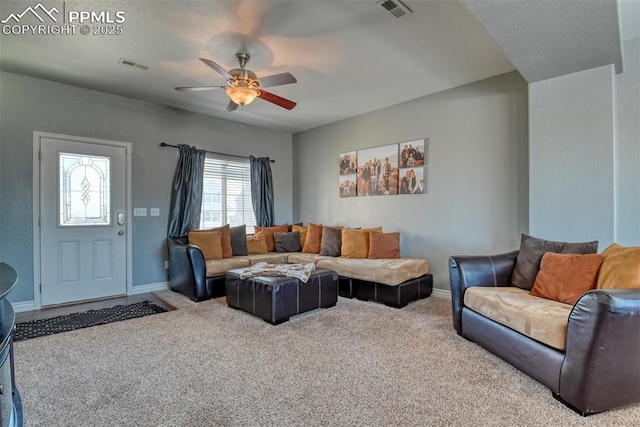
[226,86,259,106]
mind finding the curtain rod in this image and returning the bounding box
[160,142,274,163]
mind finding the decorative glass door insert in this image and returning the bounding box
[59,152,111,226]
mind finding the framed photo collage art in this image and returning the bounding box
[339,138,427,198]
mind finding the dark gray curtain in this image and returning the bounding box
[250,155,274,227]
[167,144,206,238]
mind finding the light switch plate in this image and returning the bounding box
[133,208,147,216]
[150,208,160,216]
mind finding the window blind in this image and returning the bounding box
[200,154,256,233]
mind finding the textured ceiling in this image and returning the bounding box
[462,0,625,82]
[0,0,632,132]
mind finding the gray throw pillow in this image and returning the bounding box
[319,226,343,257]
[230,225,248,256]
[274,231,301,253]
[511,234,598,290]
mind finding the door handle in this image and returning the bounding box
[117,212,125,226]
[118,230,125,236]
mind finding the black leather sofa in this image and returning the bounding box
[449,251,640,416]
[168,237,227,301]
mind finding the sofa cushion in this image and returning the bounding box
[274,231,302,253]
[317,257,427,286]
[188,230,223,260]
[246,253,288,264]
[464,287,572,351]
[368,231,401,259]
[511,234,598,290]
[292,224,308,248]
[246,232,268,254]
[254,224,289,252]
[597,243,640,289]
[205,257,250,277]
[202,224,233,258]
[230,225,248,256]
[319,226,343,256]
[530,252,603,305]
[302,223,323,254]
[286,252,334,264]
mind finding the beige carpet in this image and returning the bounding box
[14,292,640,427]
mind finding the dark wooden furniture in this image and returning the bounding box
[0,263,23,427]
[225,268,338,324]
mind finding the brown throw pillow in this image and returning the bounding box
[511,234,598,290]
[254,224,288,252]
[597,243,640,289]
[187,230,223,260]
[202,224,232,258]
[368,231,401,259]
[302,223,323,254]
[292,224,308,248]
[341,227,383,259]
[246,231,268,254]
[319,226,343,257]
[530,252,604,305]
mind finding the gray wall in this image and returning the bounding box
[292,72,529,291]
[529,36,640,248]
[0,71,293,303]
[529,65,616,246]
[615,36,640,245]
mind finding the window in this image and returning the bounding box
[59,152,111,226]
[200,154,256,233]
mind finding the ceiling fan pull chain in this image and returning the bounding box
[240,106,245,130]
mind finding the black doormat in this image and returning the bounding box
[14,301,168,341]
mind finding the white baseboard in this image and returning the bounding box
[431,288,451,300]
[130,281,169,295]
[11,300,37,313]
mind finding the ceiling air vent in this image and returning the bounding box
[118,58,149,70]
[377,0,413,18]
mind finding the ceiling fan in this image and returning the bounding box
[175,53,297,112]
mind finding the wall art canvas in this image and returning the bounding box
[339,151,357,198]
[357,144,399,196]
[399,166,426,194]
[399,139,426,168]
[398,138,427,195]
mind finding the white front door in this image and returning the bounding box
[37,133,129,306]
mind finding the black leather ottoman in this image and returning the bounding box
[225,268,338,324]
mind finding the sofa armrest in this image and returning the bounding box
[448,251,518,334]
[559,288,640,415]
[167,237,209,301]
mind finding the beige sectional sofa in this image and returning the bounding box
[168,237,432,307]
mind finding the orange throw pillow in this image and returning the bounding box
[597,243,640,289]
[368,231,401,259]
[246,231,268,254]
[292,224,308,248]
[199,224,233,258]
[530,252,604,305]
[188,230,223,260]
[341,227,383,259]
[254,224,288,252]
[302,223,323,254]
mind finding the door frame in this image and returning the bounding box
[32,131,133,309]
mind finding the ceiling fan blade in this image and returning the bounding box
[225,100,239,112]
[175,86,225,92]
[258,89,297,110]
[257,72,297,88]
[199,58,233,80]
[257,90,297,110]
